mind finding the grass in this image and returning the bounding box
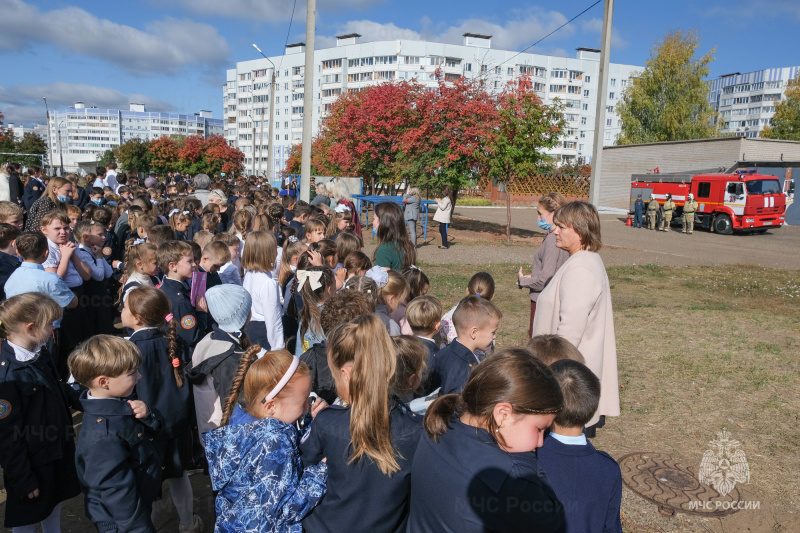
[453,198,493,206]
[420,262,800,531]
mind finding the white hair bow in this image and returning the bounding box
[366,266,388,288]
[334,204,351,214]
[297,270,323,291]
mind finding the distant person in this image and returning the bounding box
[193,173,211,206]
[433,186,453,249]
[633,193,643,228]
[646,195,659,230]
[660,193,675,232]
[683,193,698,234]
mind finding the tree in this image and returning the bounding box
[14,132,48,167]
[149,136,179,175]
[97,149,116,168]
[116,138,152,174]
[0,112,14,155]
[204,135,245,175]
[487,77,566,241]
[284,143,302,175]
[177,135,205,175]
[761,73,800,140]
[616,30,723,144]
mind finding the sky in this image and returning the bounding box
[2,0,800,127]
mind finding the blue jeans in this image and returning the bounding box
[439,222,449,248]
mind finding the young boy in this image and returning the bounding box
[0,222,21,300]
[69,335,163,533]
[527,334,586,366]
[134,214,157,245]
[212,232,243,286]
[0,201,24,230]
[289,201,311,240]
[404,295,443,362]
[158,240,206,348]
[536,360,623,533]
[89,187,105,205]
[282,194,296,223]
[66,204,82,231]
[74,221,114,336]
[199,241,230,290]
[430,296,502,395]
[146,224,176,247]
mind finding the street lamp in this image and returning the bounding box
[253,43,277,184]
[42,97,53,175]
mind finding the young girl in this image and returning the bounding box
[203,349,328,532]
[440,271,495,348]
[230,209,253,254]
[0,293,80,533]
[375,269,408,337]
[343,275,378,310]
[278,239,307,295]
[300,314,422,532]
[295,265,334,356]
[391,335,428,403]
[343,251,371,281]
[242,231,285,351]
[408,349,564,532]
[402,186,422,248]
[326,205,353,239]
[303,218,326,245]
[373,202,416,271]
[334,231,362,269]
[394,266,430,333]
[121,287,201,532]
[202,212,220,234]
[169,209,192,241]
[119,243,160,303]
[433,185,454,249]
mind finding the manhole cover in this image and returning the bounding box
[618,452,742,517]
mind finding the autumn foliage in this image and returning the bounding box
[111,134,244,175]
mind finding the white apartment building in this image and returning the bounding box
[5,123,49,145]
[47,103,223,172]
[708,66,800,138]
[225,34,642,178]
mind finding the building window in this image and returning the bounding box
[551,70,566,78]
[606,118,613,126]
[610,78,616,86]
[609,92,615,99]
[580,131,586,138]
[495,66,501,74]
[585,75,591,83]
[582,104,589,111]
[481,65,488,72]
[581,117,587,125]
[584,89,590,97]
[621,79,627,87]
[507,67,514,76]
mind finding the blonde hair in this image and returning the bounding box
[327,314,400,475]
[252,214,272,232]
[68,335,142,387]
[44,177,71,206]
[452,295,503,333]
[0,293,62,338]
[0,201,23,220]
[326,208,353,237]
[537,192,568,214]
[230,209,253,235]
[157,240,193,272]
[241,230,277,273]
[344,275,378,310]
[406,186,421,199]
[169,209,192,231]
[202,241,232,264]
[378,270,409,306]
[40,209,70,229]
[117,242,158,304]
[527,334,586,366]
[405,295,443,334]
[193,230,214,249]
[553,201,602,252]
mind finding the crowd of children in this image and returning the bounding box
[0,168,622,533]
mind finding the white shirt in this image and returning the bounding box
[242,270,284,350]
[43,238,83,288]
[105,170,119,191]
[8,341,41,362]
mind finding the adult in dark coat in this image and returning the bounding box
[22,165,46,211]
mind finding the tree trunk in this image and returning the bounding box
[506,176,512,243]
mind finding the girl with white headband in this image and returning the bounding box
[204,348,328,533]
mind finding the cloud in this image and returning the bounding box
[160,0,385,22]
[317,20,423,48]
[0,82,177,125]
[0,0,230,75]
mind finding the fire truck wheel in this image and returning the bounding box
[713,213,733,235]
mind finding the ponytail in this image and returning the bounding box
[165,318,183,388]
[220,344,262,426]
[423,395,462,443]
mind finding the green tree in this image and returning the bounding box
[487,78,566,241]
[617,30,723,144]
[97,149,116,167]
[761,74,800,140]
[116,138,152,174]
[13,132,48,167]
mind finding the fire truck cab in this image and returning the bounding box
[630,171,786,234]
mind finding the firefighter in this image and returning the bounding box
[633,194,643,228]
[647,195,659,230]
[683,193,698,234]
[660,193,675,231]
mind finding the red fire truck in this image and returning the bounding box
[630,171,786,234]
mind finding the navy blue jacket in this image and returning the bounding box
[536,435,623,533]
[408,419,564,533]
[196,266,222,335]
[102,229,121,264]
[417,336,438,395]
[187,216,202,240]
[300,400,422,533]
[22,176,46,211]
[299,341,336,405]
[0,251,20,301]
[75,186,90,210]
[634,198,644,215]
[75,391,163,533]
[160,277,200,348]
[289,220,305,240]
[430,339,481,395]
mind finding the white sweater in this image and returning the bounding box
[242,270,285,350]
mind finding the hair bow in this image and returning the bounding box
[297,270,323,291]
[334,204,350,214]
[168,208,180,217]
[366,266,388,288]
[288,235,299,243]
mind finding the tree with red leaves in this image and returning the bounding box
[204,135,244,175]
[177,135,205,175]
[149,136,179,175]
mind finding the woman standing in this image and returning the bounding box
[26,177,72,231]
[532,201,620,437]
[373,202,416,271]
[402,187,421,248]
[518,192,570,337]
[433,186,453,249]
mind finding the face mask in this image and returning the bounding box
[92,198,102,205]
[57,194,70,203]
[537,219,553,231]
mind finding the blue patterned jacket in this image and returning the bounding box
[203,406,327,533]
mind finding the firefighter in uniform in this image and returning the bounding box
[660,193,675,232]
[647,195,659,230]
[683,193,698,234]
[633,194,644,228]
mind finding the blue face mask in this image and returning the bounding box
[91,198,103,205]
[57,194,70,203]
[537,219,553,231]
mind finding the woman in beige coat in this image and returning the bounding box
[433,185,453,249]
[532,201,619,436]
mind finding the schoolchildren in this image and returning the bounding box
[69,335,163,533]
[300,314,422,532]
[120,242,159,303]
[74,221,114,336]
[289,200,311,240]
[199,241,229,290]
[343,275,379,310]
[158,240,206,348]
[282,194,296,223]
[334,230,362,268]
[5,231,78,311]
[0,223,20,300]
[430,295,502,395]
[404,295,443,382]
[528,334,586,366]
[193,229,214,250]
[343,251,371,280]
[391,335,427,403]
[203,348,328,532]
[92,206,122,268]
[212,232,243,286]
[326,205,353,239]
[134,214,157,245]
[408,349,564,532]
[147,224,177,247]
[169,209,193,241]
[373,202,416,271]
[122,287,203,532]
[0,293,80,533]
[66,204,82,230]
[241,231,284,350]
[0,201,24,229]
[186,284,254,434]
[185,199,203,239]
[304,217,326,244]
[294,266,335,356]
[375,269,408,336]
[537,359,623,533]
[440,271,495,347]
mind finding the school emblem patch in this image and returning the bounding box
[0,400,11,419]
[181,315,196,329]
[32,186,38,191]
[102,247,112,256]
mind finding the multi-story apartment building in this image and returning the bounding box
[225,33,642,179]
[47,102,223,172]
[707,66,800,138]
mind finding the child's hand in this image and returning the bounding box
[27,488,40,499]
[60,242,76,257]
[196,296,208,312]
[307,249,323,266]
[310,397,328,419]
[127,400,150,419]
[92,245,103,258]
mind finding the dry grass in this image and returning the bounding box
[420,262,800,532]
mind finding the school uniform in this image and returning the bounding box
[196,266,221,335]
[242,270,284,351]
[0,341,81,528]
[284,208,294,223]
[76,244,113,336]
[0,250,21,301]
[300,399,422,533]
[416,336,439,395]
[407,419,564,533]
[187,216,202,240]
[22,175,46,211]
[75,185,90,209]
[536,433,623,533]
[130,328,194,479]
[429,339,482,395]
[160,277,201,348]
[288,219,305,240]
[375,303,402,336]
[121,271,158,303]
[102,228,122,264]
[299,341,336,405]
[75,391,163,533]
[219,261,243,286]
[175,230,188,241]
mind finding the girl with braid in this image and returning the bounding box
[203,348,328,533]
[121,286,202,531]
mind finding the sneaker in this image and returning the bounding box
[179,515,204,533]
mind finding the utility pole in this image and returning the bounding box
[253,44,277,184]
[300,0,315,203]
[42,97,53,175]
[588,0,614,207]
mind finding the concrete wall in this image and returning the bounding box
[597,138,800,209]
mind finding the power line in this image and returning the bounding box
[277,0,299,71]
[499,0,603,67]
